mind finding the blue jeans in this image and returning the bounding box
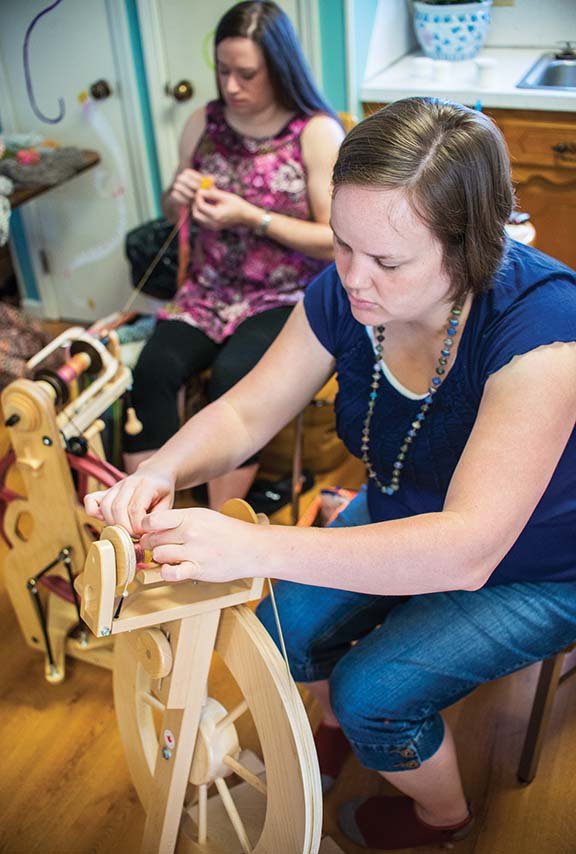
[257,489,576,772]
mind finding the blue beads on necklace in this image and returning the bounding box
[361,302,463,496]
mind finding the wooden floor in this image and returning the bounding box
[1,456,576,854]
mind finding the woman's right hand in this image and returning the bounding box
[169,168,213,206]
[83,468,176,536]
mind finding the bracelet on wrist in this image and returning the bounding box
[256,210,272,236]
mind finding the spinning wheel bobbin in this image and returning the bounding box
[101,525,138,587]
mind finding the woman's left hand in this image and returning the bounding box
[138,507,262,583]
[191,186,258,231]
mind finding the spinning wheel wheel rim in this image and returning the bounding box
[67,450,124,503]
[67,452,125,554]
[113,605,322,853]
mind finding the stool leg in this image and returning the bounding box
[517,652,565,784]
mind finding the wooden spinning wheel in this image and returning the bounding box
[1,326,132,681]
[76,499,324,854]
[114,608,321,853]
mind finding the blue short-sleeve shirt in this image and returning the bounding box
[304,241,576,585]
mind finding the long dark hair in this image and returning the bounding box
[333,98,514,300]
[214,1,337,119]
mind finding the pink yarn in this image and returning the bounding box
[16,148,41,165]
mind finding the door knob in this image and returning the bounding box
[165,80,194,102]
[90,79,112,100]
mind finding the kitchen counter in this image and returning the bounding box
[361,47,576,112]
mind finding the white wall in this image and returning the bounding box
[364,0,576,85]
[364,0,417,81]
[486,0,576,48]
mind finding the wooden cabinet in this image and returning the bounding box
[363,103,576,270]
[486,108,576,271]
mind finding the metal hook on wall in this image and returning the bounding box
[23,0,65,124]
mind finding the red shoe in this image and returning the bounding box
[314,722,352,793]
[338,795,474,850]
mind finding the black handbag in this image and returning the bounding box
[124,217,182,301]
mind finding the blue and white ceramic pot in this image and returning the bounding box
[413,1,493,61]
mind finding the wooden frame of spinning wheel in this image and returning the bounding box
[0,328,131,681]
[0,325,346,853]
[75,501,326,854]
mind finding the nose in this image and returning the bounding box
[341,252,371,295]
[224,74,241,95]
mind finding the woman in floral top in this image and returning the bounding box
[126,1,344,510]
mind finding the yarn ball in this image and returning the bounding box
[16,148,41,165]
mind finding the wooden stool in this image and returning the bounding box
[517,644,576,784]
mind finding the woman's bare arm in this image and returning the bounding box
[145,301,335,487]
[139,342,576,590]
[256,342,576,594]
[190,113,344,259]
[86,303,335,532]
[161,107,206,222]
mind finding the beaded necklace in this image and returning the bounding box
[361,302,463,496]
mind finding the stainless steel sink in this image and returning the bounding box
[517,52,576,90]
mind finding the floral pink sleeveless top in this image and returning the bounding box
[157,101,328,343]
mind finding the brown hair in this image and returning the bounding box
[332,97,515,300]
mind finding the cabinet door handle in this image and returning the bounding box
[552,142,576,155]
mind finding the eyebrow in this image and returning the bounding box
[216,61,259,72]
[330,222,401,261]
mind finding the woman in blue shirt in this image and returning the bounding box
[86,97,576,850]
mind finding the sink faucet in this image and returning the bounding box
[554,41,576,60]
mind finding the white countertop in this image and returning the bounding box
[361,47,576,112]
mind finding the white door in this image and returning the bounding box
[138,0,315,190]
[0,0,157,321]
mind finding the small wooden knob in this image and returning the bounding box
[2,390,41,432]
[124,406,143,436]
[133,628,172,679]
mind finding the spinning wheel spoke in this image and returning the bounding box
[214,776,253,854]
[138,691,165,713]
[222,754,267,796]
[215,699,248,732]
[197,783,208,844]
